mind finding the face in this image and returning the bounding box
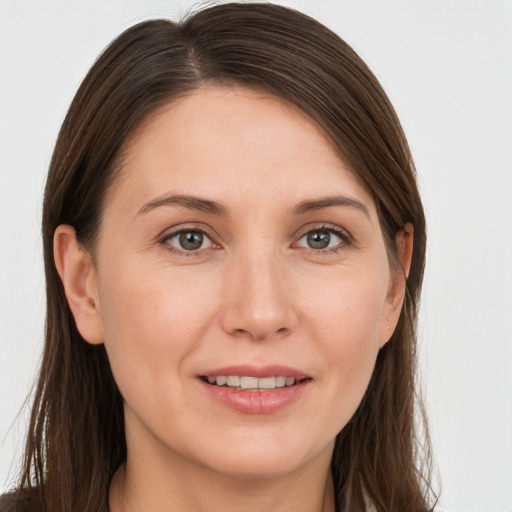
[64,86,405,480]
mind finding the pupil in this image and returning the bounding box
[307,230,330,249]
[179,231,203,250]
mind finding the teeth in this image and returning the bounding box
[258,377,276,389]
[205,375,299,389]
[227,376,240,387]
[275,376,286,388]
[240,376,259,389]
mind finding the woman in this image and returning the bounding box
[1,3,434,511]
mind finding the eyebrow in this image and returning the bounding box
[292,195,370,219]
[137,194,228,216]
[136,193,369,219]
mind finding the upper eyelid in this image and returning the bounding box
[158,224,217,242]
[295,223,352,241]
[165,229,213,243]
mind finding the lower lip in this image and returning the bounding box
[199,379,310,414]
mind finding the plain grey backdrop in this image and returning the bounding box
[1,1,511,511]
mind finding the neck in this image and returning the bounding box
[109,442,336,512]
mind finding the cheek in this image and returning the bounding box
[304,263,389,347]
[300,266,388,416]
[96,258,219,393]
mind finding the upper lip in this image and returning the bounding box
[199,365,310,380]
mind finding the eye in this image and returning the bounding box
[296,227,346,251]
[164,229,214,252]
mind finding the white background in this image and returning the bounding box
[1,1,511,511]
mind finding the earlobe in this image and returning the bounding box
[379,223,414,347]
[53,225,104,345]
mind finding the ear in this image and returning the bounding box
[53,225,104,345]
[379,223,414,347]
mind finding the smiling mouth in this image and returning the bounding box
[201,375,310,390]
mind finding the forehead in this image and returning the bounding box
[108,85,376,217]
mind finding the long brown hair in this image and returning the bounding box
[11,3,434,511]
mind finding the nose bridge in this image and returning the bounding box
[221,241,296,340]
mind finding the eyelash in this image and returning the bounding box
[159,224,352,257]
[159,226,218,257]
[294,224,352,256]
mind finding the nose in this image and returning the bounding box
[220,248,298,342]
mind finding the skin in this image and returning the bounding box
[54,85,413,512]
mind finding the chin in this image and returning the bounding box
[192,435,334,481]
[205,455,308,480]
